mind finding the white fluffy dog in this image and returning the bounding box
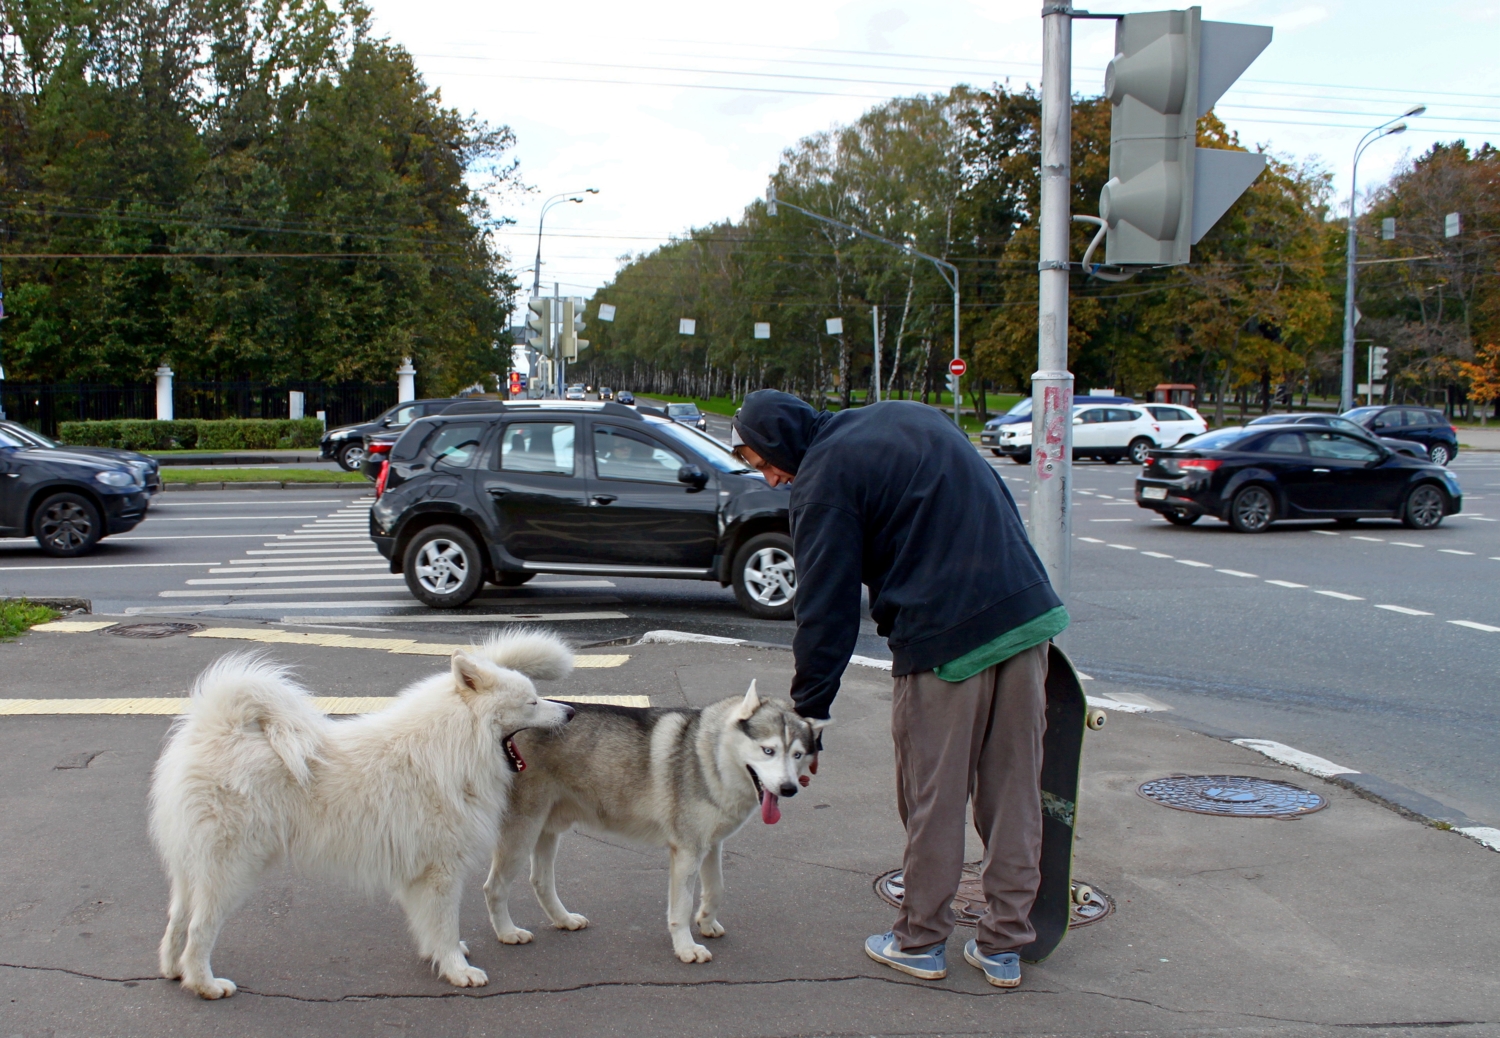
[149,631,575,999]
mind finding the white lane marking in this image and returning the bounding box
[139,515,319,522]
[1439,549,1475,555]
[111,534,296,541]
[1107,544,1136,550]
[1455,827,1500,853]
[130,599,426,613]
[184,574,407,586]
[1078,537,1105,543]
[1449,620,1500,633]
[241,549,380,557]
[1351,536,1385,542]
[1232,739,1359,778]
[161,586,415,598]
[149,499,353,506]
[1077,491,1095,495]
[1468,517,1498,522]
[1390,542,1424,548]
[1265,580,1307,588]
[208,562,390,574]
[1096,494,1114,499]
[270,537,370,544]
[1176,560,1213,568]
[1089,518,1135,522]
[1314,590,1364,601]
[1216,569,1257,578]
[1311,530,1339,536]
[0,561,219,571]
[1141,551,1173,558]
[1375,604,1433,616]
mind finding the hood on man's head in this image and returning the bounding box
[732,390,831,475]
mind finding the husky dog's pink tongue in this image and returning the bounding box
[760,788,781,824]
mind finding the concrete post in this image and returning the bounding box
[288,390,305,420]
[154,365,174,421]
[397,357,416,403]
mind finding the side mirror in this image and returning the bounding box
[678,464,708,489]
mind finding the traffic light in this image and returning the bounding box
[1099,7,1273,266]
[1371,347,1389,380]
[560,298,588,361]
[526,298,553,353]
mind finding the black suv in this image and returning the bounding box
[0,424,151,555]
[368,401,796,618]
[321,398,458,471]
[1342,406,1458,466]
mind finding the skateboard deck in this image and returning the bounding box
[1018,642,1089,964]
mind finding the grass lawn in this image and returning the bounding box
[162,467,368,484]
[0,599,60,640]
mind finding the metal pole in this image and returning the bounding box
[1031,0,1075,604]
[951,274,961,426]
[1341,150,1360,414]
[555,282,564,398]
[871,306,880,404]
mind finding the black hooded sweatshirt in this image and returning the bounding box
[734,390,1061,720]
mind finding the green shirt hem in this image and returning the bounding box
[932,606,1070,683]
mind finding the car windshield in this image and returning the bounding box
[665,403,700,417]
[2,423,58,447]
[1177,427,1253,451]
[654,421,750,473]
[1342,407,1381,421]
[1005,397,1033,417]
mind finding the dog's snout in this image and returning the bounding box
[779,782,798,798]
[560,703,576,721]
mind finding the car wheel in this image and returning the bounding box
[990,449,1002,457]
[1401,484,1447,530]
[33,493,103,557]
[1102,455,1121,465]
[403,525,484,608]
[1428,444,1451,467]
[1011,451,1030,465]
[337,442,365,471]
[1165,508,1199,526]
[731,532,796,621]
[1228,485,1274,533]
[494,571,535,588]
[1129,437,1154,465]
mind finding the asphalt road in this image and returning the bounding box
[2,421,1495,829]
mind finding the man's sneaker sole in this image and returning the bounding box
[963,945,1021,987]
[864,942,947,980]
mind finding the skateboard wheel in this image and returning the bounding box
[1071,884,1093,906]
[1086,708,1107,731]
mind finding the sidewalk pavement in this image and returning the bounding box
[2,620,1495,1037]
[1456,425,1500,452]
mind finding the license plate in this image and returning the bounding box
[1141,486,1167,500]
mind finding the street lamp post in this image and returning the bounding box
[532,188,599,298]
[765,186,961,425]
[1341,107,1423,412]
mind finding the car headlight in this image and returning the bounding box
[95,470,137,487]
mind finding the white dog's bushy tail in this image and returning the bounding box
[180,653,326,786]
[473,629,574,681]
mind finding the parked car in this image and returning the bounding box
[1341,405,1459,466]
[1135,423,1462,532]
[1140,404,1208,446]
[0,425,152,555]
[360,428,404,482]
[994,404,1162,465]
[1245,413,1427,457]
[980,395,1135,457]
[368,400,795,619]
[664,402,709,431]
[1,421,162,499]
[321,399,458,471]
[616,390,635,406]
[565,384,587,401]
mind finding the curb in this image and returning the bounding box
[163,481,370,491]
[2,597,91,614]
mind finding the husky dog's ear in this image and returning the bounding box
[731,680,760,721]
[451,650,488,697]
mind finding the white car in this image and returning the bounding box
[1141,404,1208,446]
[994,404,1164,465]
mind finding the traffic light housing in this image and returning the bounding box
[1371,347,1388,380]
[560,298,588,361]
[526,298,553,353]
[1099,7,1273,266]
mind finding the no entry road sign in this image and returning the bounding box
[948,358,967,377]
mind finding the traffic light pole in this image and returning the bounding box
[1033,0,1076,606]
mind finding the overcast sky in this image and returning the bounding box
[365,0,1500,301]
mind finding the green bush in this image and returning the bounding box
[58,418,324,451]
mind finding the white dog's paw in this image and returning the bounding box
[442,964,489,988]
[497,927,534,945]
[554,913,589,931]
[696,917,726,939]
[190,976,237,1000]
[676,942,713,964]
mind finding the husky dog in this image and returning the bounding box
[480,680,826,964]
[149,632,576,999]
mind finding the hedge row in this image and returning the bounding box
[57,418,325,451]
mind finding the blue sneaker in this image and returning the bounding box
[864,931,947,979]
[963,939,1021,988]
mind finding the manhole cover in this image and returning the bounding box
[105,622,204,639]
[1137,775,1326,818]
[874,864,1112,930]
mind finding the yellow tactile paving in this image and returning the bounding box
[0,694,649,716]
[31,621,118,633]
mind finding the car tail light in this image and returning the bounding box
[1450,425,1458,434]
[1179,458,1222,472]
[369,441,393,455]
[375,459,390,497]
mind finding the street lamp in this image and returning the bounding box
[1341,106,1424,412]
[533,189,598,297]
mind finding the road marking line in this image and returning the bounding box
[149,499,352,507]
[1078,537,1105,543]
[0,561,220,571]
[240,550,380,558]
[1390,542,1424,548]
[185,574,405,585]
[0,693,648,716]
[142,515,320,522]
[186,627,633,656]
[1265,580,1307,588]
[1468,517,1498,522]
[278,607,620,623]
[114,534,321,542]
[33,621,118,633]
[1455,827,1500,853]
[1176,560,1213,567]
[1096,495,1114,499]
[1089,518,1134,522]
[1216,569,1257,578]
[208,563,390,574]
[1375,604,1433,616]
[1449,620,1500,633]
[1439,549,1475,555]
[1314,590,1364,601]
[1140,551,1173,559]
[1351,536,1385,542]
[162,586,423,598]
[1311,530,1339,536]
[1232,739,1359,778]
[1107,544,1136,550]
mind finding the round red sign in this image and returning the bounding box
[948,358,967,377]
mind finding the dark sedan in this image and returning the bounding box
[320,398,459,471]
[1136,424,1462,532]
[0,425,151,555]
[1244,413,1427,458]
[1,420,162,498]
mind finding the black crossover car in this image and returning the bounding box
[320,398,459,471]
[1342,405,1458,466]
[368,400,796,618]
[0,425,152,555]
[0,420,161,498]
[1135,424,1462,532]
[1244,413,1427,458]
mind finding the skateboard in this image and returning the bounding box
[1019,642,1103,963]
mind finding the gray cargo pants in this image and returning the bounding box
[890,641,1048,955]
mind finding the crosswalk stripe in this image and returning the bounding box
[188,628,633,655]
[0,693,649,715]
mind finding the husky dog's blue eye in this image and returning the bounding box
[762,746,775,756]
[793,751,802,759]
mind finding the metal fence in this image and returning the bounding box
[0,381,398,435]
